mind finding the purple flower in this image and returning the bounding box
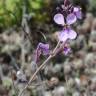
[66,13,77,25]
[63,46,71,55]
[38,43,50,55]
[54,13,77,26]
[53,13,65,26]
[35,42,50,62]
[60,43,71,55]
[54,13,77,42]
[73,7,82,19]
[58,27,77,42]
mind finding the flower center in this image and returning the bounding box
[64,24,69,28]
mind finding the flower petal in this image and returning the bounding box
[42,49,50,55]
[39,43,49,50]
[54,13,65,25]
[66,13,77,25]
[63,47,71,55]
[74,7,79,12]
[39,43,49,55]
[58,30,68,42]
[74,7,82,19]
[67,29,77,39]
[75,11,82,19]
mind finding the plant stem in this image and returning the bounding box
[11,70,18,95]
[18,55,52,96]
[64,0,67,6]
[18,41,61,96]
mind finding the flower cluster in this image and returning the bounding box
[35,0,82,62]
[54,6,82,42]
[53,0,82,55]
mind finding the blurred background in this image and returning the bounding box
[0,0,96,96]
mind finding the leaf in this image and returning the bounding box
[39,32,47,41]
[31,1,42,10]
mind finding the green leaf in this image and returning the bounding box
[31,1,42,10]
